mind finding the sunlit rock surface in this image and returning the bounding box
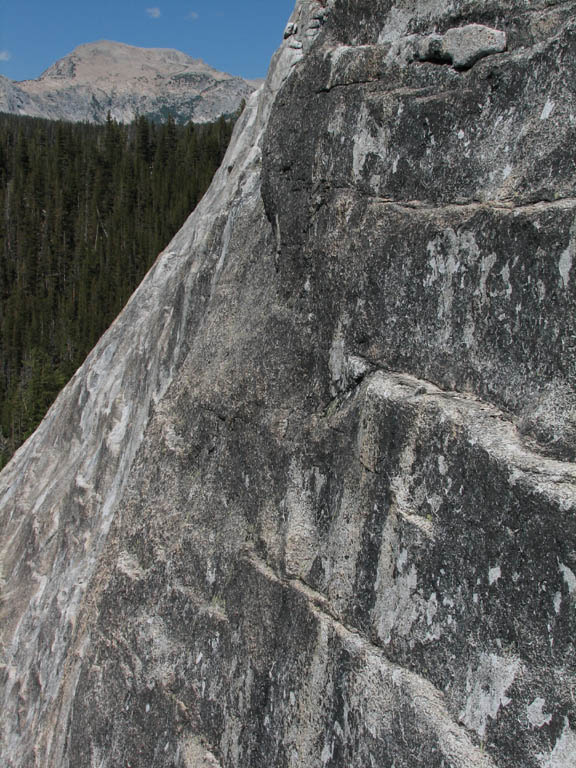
[0,41,258,124]
[1,2,575,767]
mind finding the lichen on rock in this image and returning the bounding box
[1,1,576,767]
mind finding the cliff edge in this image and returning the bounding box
[1,2,575,766]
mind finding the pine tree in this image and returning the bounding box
[0,111,236,467]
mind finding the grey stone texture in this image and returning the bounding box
[1,1,576,767]
[415,24,507,69]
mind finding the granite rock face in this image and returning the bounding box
[414,24,507,69]
[0,41,258,124]
[1,2,576,767]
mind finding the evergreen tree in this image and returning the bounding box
[0,111,235,467]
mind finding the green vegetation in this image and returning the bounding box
[0,111,235,467]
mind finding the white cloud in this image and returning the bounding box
[146,7,161,18]
[0,50,12,62]
[188,11,199,20]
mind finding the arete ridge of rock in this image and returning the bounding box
[1,1,575,766]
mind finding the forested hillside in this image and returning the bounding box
[0,111,235,467]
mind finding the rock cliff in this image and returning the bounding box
[1,1,575,767]
[0,41,258,124]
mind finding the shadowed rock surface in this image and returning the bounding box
[1,1,575,767]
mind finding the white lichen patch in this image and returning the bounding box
[373,558,420,645]
[424,229,484,343]
[559,563,576,596]
[323,45,355,90]
[347,355,371,383]
[161,421,186,454]
[540,100,555,120]
[206,561,216,586]
[105,395,131,457]
[478,253,498,305]
[488,565,502,586]
[378,6,412,43]
[527,697,552,728]
[426,592,438,626]
[460,653,522,738]
[352,101,389,184]
[463,315,476,348]
[539,718,576,767]
[397,548,409,573]
[328,322,346,391]
[425,230,461,288]
[179,733,222,768]
[283,460,321,579]
[321,740,333,765]
[559,246,573,289]
[558,217,576,290]
[116,551,146,581]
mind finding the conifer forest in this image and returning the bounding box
[0,111,236,467]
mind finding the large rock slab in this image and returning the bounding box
[415,24,507,69]
[1,2,575,767]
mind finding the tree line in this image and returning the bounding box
[0,111,236,467]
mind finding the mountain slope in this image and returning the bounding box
[0,41,259,124]
[1,2,576,767]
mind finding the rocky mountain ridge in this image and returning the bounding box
[0,41,260,124]
[1,1,575,767]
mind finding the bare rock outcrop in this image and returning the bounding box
[0,41,258,124]
[1,2,575,767]
[414,24,507,69]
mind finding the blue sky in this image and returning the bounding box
[0,0,296,81]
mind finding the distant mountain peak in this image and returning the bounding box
[37,41,218,83]
[1,41,256,124]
